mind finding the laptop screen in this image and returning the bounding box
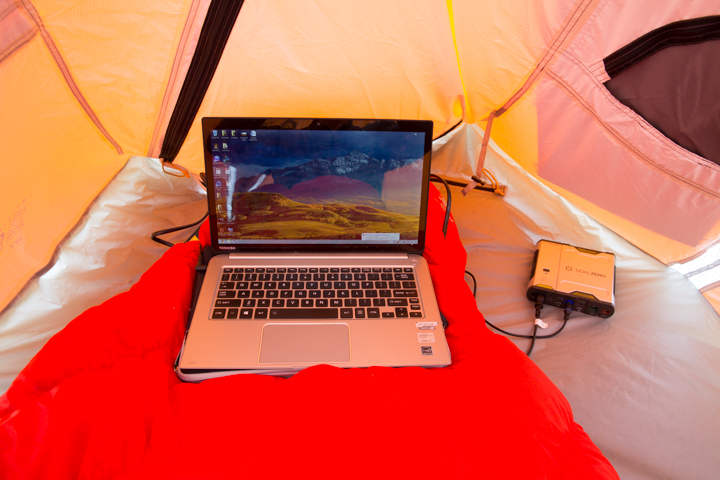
[202,118,433,253]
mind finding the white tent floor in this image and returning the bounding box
[1,145,719,479]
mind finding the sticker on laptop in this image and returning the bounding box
[421,346,433,356]
[417,332,435,343]
[415,322,437,330]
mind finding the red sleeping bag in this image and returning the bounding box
[0,185,618,479]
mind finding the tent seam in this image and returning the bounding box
[0,24,36,64]
[445,0,469,122]
[18,0,124,155]
[147,0,204,158]
[546,66,720,199]
[560,49,720,172]
[499,0,600,115]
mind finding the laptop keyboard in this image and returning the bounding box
[210,267,423,320]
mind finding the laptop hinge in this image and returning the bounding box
[228,253,409,260]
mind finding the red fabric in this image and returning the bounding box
[0,184,618,479]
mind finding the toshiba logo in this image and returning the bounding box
[218,246,233,250]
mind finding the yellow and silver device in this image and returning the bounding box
[527,240,615,318]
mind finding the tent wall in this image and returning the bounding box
[0,0,201,312]
[170,0,465,173]
[3,0,720,313]
[489,2,720,265]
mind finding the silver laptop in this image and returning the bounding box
[177,118,451,381]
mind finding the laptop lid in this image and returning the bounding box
[202,118,433,254]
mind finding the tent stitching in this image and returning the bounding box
[0,23,36,64]
[499,0,601,116]
[554,50,720,184]
[546,67,720,200]
[147,0,205,159]
[17,0,124,155]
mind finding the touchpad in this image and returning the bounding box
[259,323,350,364]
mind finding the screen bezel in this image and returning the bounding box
[202,117,433,254]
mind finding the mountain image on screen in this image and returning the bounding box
[220,150,423,241]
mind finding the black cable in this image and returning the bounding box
[151,211,209,248]
[432,119,463,142]
[526,325,539,356]
[464,270,570,340]
[429,174,452,238]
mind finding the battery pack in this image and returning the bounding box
[527,240,615,318]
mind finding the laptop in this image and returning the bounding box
[176,118,451,381]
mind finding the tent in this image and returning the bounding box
[1,0,719,478]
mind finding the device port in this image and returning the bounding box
[589,305,599,313]
[601,309,611,315]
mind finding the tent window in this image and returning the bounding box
[672,243,720,293]
[603,16,720,165]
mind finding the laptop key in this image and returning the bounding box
[250,282,262,289]
[393,290,418,298]
[287,299,300,307]
[223,268,233,273]
[379,290,392,298]
[367,308,380,318]
[272,299,285,308]
[255,309,268,319]
[359,299,371,306]
[351,290,364,298]
[237,290,251,298]
[227,308,239,319]
[355,308,366,318]
[382,312,395,318]
[323,290,336,298]
[410,312,423,317]
[217,290,236,298]
[230,274,243,281]
[270,308,340,319]
[236,282,249,290]
[365,290,378,298]
[402,282,416,289]
[294,290,307,298]
[330,299,343,307]
[292,282,304,289]
[344,299,357,307]
[409,298,420,304]
[222,274,230,281]
[251,291,265,298]
[316,299,328,308]
[239,309,253,319]
[258,299,271,308]
[373,298,386,306]
[278,282,290,289]
[212,308,226,319]
[219,282,234,290]
[395,308,409,318]
[216,299,241,307]
[387,299,408,306]
[301,299,314,307]
[309,290,322,298]
[243,299,256,308]
[340,308,353,319]
[266,290,279,298]
[280,290,293,298]
[411,305,421,310]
